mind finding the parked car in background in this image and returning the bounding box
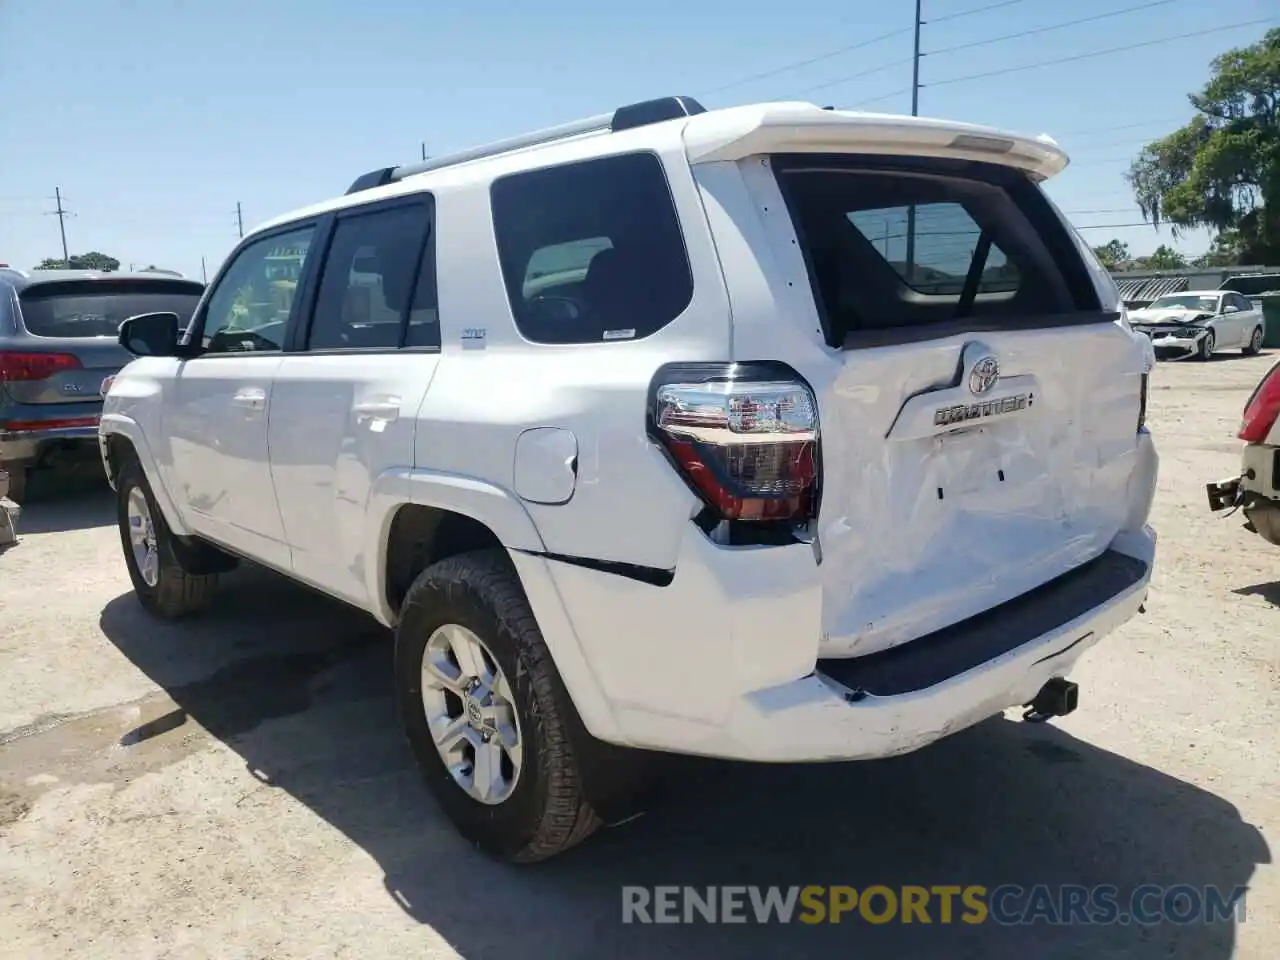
[1128,290,1266,360]
[0,269,204,501]
[1207,356,1280,545]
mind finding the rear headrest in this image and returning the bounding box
[583,247,625,297]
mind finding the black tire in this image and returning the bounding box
[0,464,27,505]
[1198,329,1216,360]
[394,549,601,863]
[1244,326,1264,356]
[116,457,218,618]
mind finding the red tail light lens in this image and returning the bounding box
[0,351,83,382]
[1239,361,1280,443]
[649,362,820,523]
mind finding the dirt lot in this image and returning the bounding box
[1,353,1277,960]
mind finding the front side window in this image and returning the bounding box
[198,226,316,353]
[306,203,433,350]
[491,152,693,344]
[18,280,204,338]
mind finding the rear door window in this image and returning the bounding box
[773,154,1100,346]
[18,280,204,338]
[490,152,693,344]
[305,201,433,351]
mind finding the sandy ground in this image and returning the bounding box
[1,352,1277,960]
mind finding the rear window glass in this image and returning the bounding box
[19,281,203,338]
[774,155,1096,343]
[491,152,693,344]
[846,203,1020,295]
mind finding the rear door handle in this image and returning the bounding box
[353,399,401,423]
[231,387,267,411]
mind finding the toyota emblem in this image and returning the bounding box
[968,356,1000,395]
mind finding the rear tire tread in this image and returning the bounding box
[397,549,601,863]
[1244,327,1263,356]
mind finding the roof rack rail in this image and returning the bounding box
[345,95,707,195]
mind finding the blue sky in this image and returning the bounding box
[1,0,1274,279]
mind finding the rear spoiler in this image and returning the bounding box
[682,102,1069,182]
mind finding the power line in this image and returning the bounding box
[923,0,1176,58]
[699,25,913,96]
[1066,133,1179,151]
[792,56,915,96]
[926,0,1030,26]
[848,87,914,109]
[924,18,1274,89]
[1066,156,1141,167]
[1072,221,1166,230]
[1053,117,1194,138]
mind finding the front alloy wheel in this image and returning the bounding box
[115,458,218,618]
[126,486,160,587]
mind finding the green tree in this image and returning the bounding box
[1091,238,1131,268]
[1193,230,1247,267]
[1139,245,1188,270]
[1127,28,1280,264]
[35,252,121,271]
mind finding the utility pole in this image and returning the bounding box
[905,0,923,283]
[201,256,208,283]
[421,142,428,161]
[52,187,70,263]
[236,202,244,239]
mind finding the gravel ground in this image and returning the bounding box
[1,352,1276,959]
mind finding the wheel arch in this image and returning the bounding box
[99,415,190,536]
[367,468,547,626]
[368,468,624,746]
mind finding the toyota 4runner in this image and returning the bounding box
[100,96,1159,863]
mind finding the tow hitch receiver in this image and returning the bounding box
[1206,476,1242,512]
[1022,678,1079,723]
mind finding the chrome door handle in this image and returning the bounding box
[353,399,401,423]
[231,387,266,411]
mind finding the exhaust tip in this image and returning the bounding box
[1022,677,1079,723]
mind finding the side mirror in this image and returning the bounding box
[119,312,180,357]
[1224,304,1240,314]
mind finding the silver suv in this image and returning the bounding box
[0,269,203,500]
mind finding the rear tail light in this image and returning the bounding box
[1239,360,1280,443]
[0,351,83,382]
[648,362,820,523]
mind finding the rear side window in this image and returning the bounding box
[18,280,203,338]
[491,152,693,344]
[773,155,1099,345]
[307,202,434,350]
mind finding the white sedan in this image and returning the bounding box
[1128,290,1266,360]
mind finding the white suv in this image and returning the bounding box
[100,96,1159,863]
